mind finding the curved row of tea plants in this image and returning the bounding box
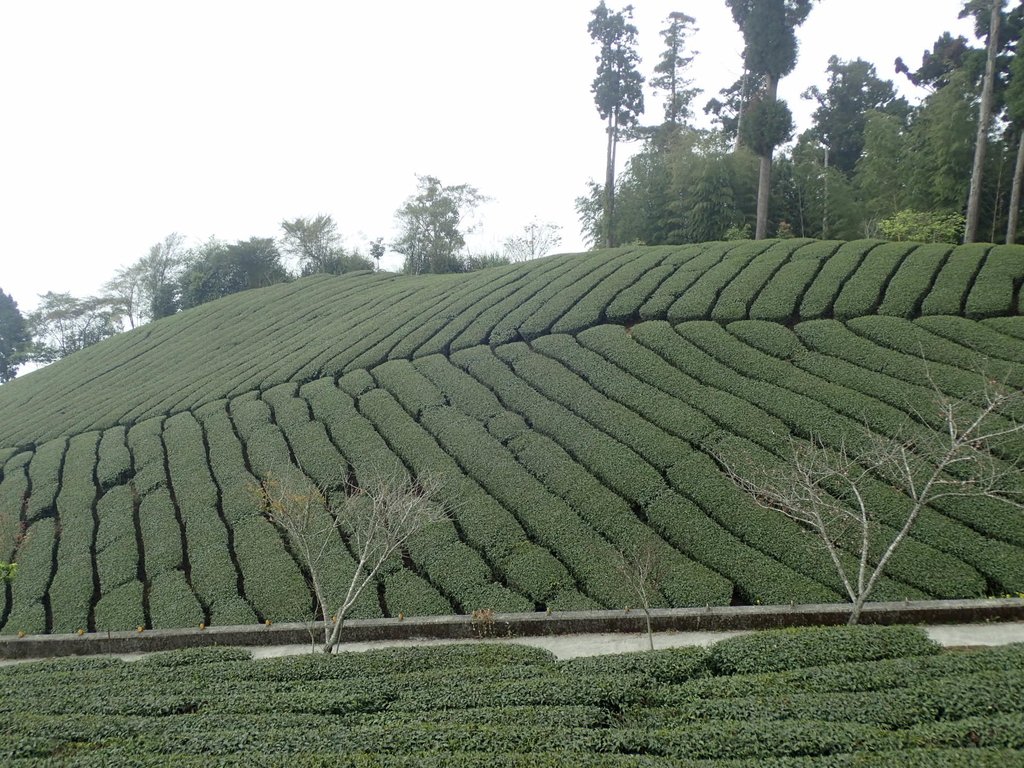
[3,310,1024,634]
[1,625,1023,765]
[1,240,1022,449]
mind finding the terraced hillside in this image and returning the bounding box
[1,238,1024,635]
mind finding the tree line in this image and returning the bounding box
[583,0,1024,248]
[0,177,562,380]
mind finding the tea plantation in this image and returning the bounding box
[3,625,1024,765]
[2,239,1024,635]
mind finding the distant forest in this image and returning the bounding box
[582,0,1024,248]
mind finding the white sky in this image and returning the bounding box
[0,1,976,312]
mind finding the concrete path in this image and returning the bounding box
[243,621,1024,661]
[3,622,1022,667]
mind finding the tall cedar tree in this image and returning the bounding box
[964,0,1003,243]
[588,2,644,249]
[728,0,814,239]
[651,12,699,128]
[1007,29,1024,241]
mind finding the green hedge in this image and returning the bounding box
[417,405,631,609]
[147,569,203,628]
[48,431,101,633]
[877,243,952,318]
[832,242,916,319]
[490,248,638,345]
[445,254,587,354]
[919,243,990,316]
[96,425,132,491]
[750,240,843,323]
[0,450,30,561]
[355,387,541,613]
[966,245,1024,318]
[605,262,675,325]
[1,517,54,634]
[2,632,1023,765]
[708,624,939,675]
[916,315,1024,364]
[164,411,254,626]
[551,248,671,335]
[710,239,812,323]
[95,483,139,596]
[637,242,731,320]
[24,437,64,523]
[384,264,527,362]
[799,239,881,319]
[668,240,773,322]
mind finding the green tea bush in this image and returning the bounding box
[551,248,668,335]
[832,242,915,319]
[799,239,881,319]
[492,248,636,345]
[749,240,842,323]
[668,240,770,322]
[24,437,64,522]
[639,242,735,320]
[1,517,54,634]
[916,315,1024,364]
[919,243,989,316]
[966,245,1024,318]
[559,646,711,683]
[877,243,952,318]
[96,425,132,490]
[711,239,810,322]
[48,431,102,632]
[709,625,939,675]
[604,262,674,325]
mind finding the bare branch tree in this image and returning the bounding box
[503,220,563,262]
[255,467,451,653]
[714,375,1024,625]
[616,542,662,650]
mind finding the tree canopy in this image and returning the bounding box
[0,289,29,383]
[392,176,487,275]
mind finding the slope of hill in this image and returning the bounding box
[1,239,1023,635]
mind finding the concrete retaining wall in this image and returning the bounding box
[3,598,1023,660]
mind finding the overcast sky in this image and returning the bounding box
[0,1,976,312]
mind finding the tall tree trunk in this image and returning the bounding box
[1007,130,1024,243]
[755,74,779,240]
[604,114,617,249]
[965,0,1002,243]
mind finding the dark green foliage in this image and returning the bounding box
[0,241,1023,634]
[799,239,881,318]
[0,287,29,382]
[877,244,952,318]
[0,450,30,562]
[966,245,1024,318]
[48,431,100,633]
[1,630,1022,765]
[832,242,916,319]
[164,411,254,626]
[1,518,53,634]
[708,625,940,675]
[668,240,773,321]
[920,243,990,315]
[749,240,842,322]
[710,239,811,322]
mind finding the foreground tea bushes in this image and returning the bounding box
[1,625,1022,766]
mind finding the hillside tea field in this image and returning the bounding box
[2,625,1024,765]
[1,239,1024,635]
